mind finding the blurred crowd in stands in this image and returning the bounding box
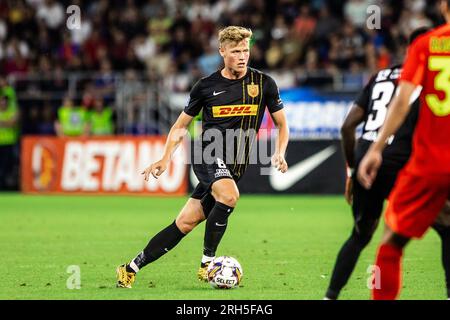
[0,0,445,136]
[1,0,444,85]
[0,0,446,189]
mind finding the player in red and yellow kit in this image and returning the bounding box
[358,0,450,299]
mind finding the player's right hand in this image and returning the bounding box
[357,149,382,189]
[271,153,288,173]
[344,177,353,205]
[141,159,168,181]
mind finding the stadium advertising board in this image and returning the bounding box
[242,140,345,194]
[189,140,346,194]
[259,88,355,139]
[21,136,188,195]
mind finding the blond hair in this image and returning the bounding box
[218,26,252,47]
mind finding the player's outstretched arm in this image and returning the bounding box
[358,81,417,189]
[142,112,193,181]
[270,109,289,173]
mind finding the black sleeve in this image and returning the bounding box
[183,80,204,117]
[354,76,375,112]
[264,75,284,113]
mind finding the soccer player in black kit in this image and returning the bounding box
[116,26,289,288]
[325,28,450,300]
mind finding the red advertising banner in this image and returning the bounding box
[21,136,188,195]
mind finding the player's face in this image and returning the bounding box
[220,39,250,75]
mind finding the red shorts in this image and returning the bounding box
[385,169,450,239]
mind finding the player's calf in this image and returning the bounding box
[198,179,239,281]
[116,199,206,287]
[325,224,377,299]
[175,199,207,234]
[372,227,410,300]
[198,201,234,282]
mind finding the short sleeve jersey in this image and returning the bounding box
[400,24,450,175]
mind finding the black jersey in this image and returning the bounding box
[184,67,283,178]
[354,65,420,170]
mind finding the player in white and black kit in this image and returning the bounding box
[325,28,450,300]
[116,26,289,288]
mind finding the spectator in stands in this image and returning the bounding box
[58,33,80,65]
[265,39,283,69]
[110,29,129,70]
[148,6,173,48]
[0,76,18,109]
[293,4,317,43]
[36,0,65,30]
[94,59,116,104]
[0,94,19,190]
[88,97,115,136]
[82,30,108,69]
[314,4,341,43]
[37,102,56,135]
[0,0,445,134]
[197,42,222,76]
[344,0,373,29]
[55,96,89,137]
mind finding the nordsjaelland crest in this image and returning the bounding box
[247,84,259,98]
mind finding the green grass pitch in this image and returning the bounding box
[0,194,446,300]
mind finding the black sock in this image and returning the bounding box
[444,233,450,299]
[325,229,371,299]
[434,225,450,298]
[203,201,234,258]
[201,193,216,219]
[127,220,186,272]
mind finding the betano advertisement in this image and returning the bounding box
[21,136,188,195]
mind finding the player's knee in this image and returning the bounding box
[217,191,239,207]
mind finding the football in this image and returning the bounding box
[207,256,243,289]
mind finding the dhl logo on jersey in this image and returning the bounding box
[212,105,258,117]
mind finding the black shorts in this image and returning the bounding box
[190,161,240,218]
[352,167,399,234]
[191,159,240,198]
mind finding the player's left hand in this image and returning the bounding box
[357,149,382,189]
[272,153,288,173]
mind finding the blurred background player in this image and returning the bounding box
[358,0,450,300]
[116,26,289,288]
[325,27,450,300]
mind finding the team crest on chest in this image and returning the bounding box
[247,83,259,98]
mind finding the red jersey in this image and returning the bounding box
[400,23,450,175]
